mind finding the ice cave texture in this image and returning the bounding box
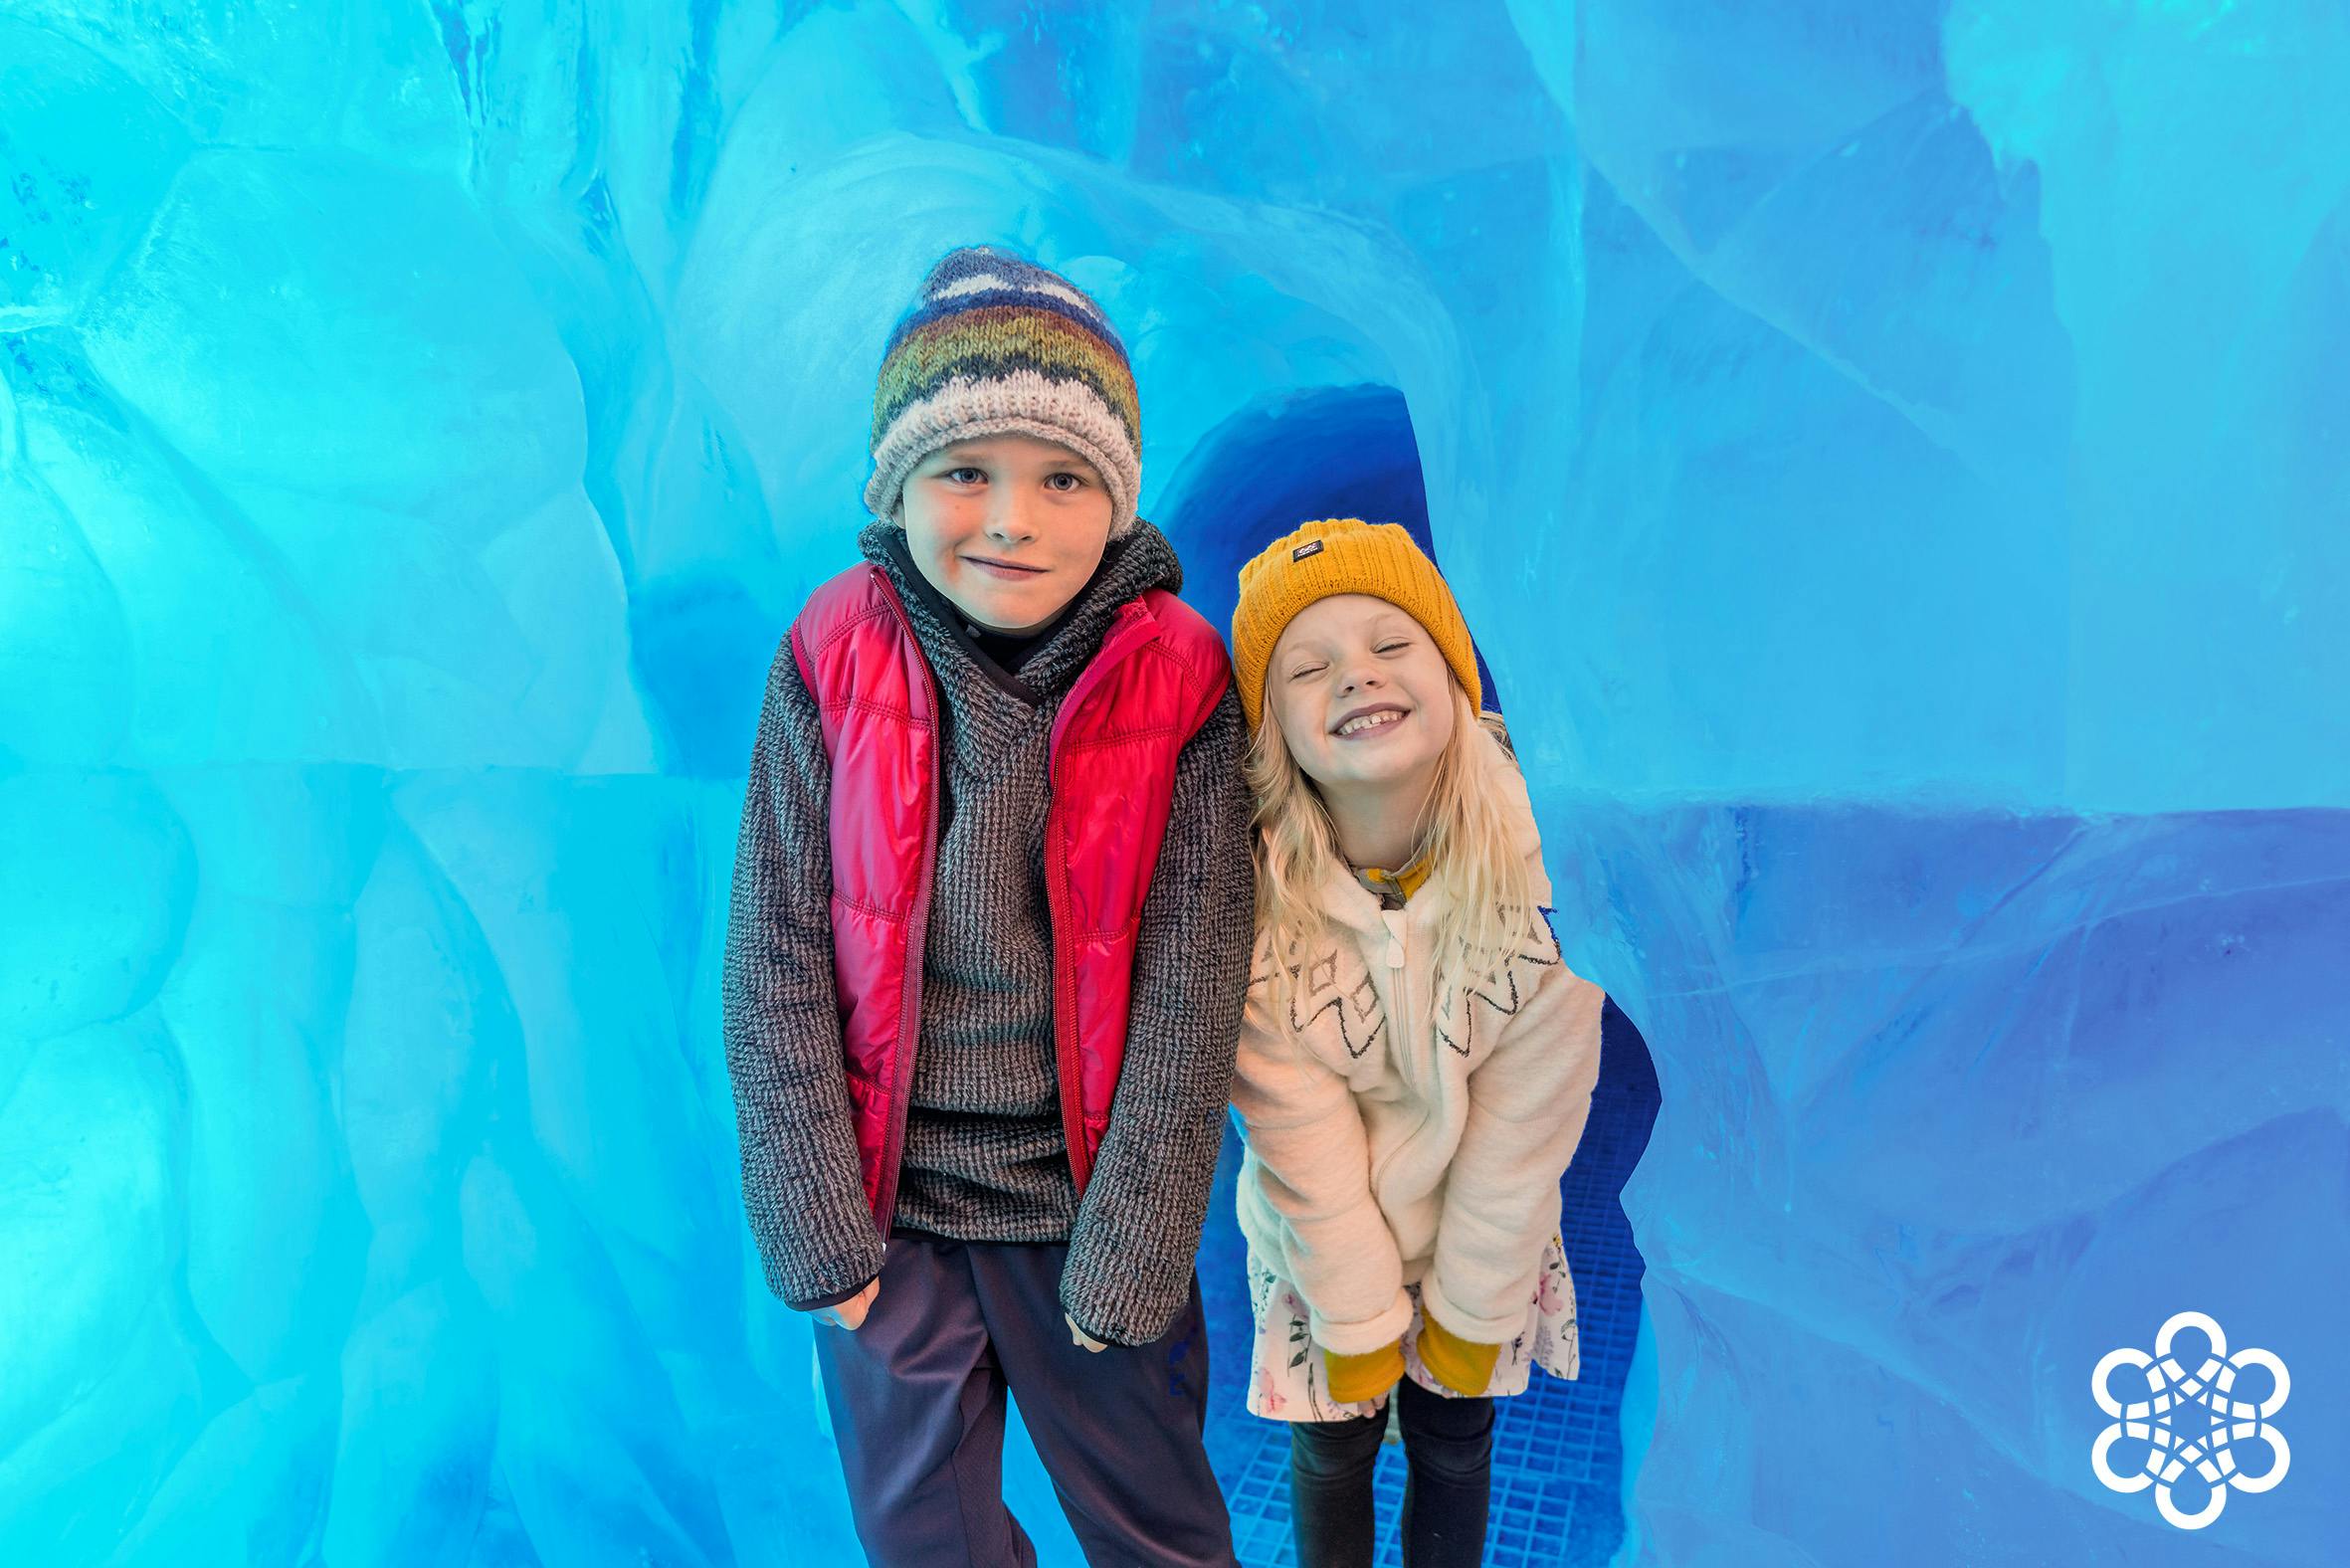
[2,2,2344,1565]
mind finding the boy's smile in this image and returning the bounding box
[898,435,1116,634]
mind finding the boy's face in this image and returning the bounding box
[1267,594,1455,801]
[897,435,1116,634]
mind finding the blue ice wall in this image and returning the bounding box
[3,3,2344,1565]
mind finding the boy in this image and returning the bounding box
[721,247,1252,1566]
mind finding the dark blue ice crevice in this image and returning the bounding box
[1158,384,1500,713]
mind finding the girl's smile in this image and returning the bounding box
[1269,596,1454,806]
[1332,701,1413,738]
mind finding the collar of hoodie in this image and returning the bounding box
[1308,727,1549,938]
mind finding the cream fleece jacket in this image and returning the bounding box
[1232,731,1605,1354]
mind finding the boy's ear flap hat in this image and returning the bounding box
[1230,517,1481,733]
[865,246,1142,537]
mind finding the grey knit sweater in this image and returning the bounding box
[720,519,1256,1345]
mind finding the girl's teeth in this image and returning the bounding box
[1341,711,1400,735]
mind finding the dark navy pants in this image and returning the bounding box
[813,1232,1237,1567]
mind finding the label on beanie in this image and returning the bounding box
[1291,539,1325,562]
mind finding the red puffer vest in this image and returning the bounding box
[791,563,1232,1229]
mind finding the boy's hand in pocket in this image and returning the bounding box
[1066,1312,1109,1353]
[815,1279,880,1330]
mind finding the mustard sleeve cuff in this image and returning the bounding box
[1322,1341,1405,1405]
[1417,1314,1500,1397]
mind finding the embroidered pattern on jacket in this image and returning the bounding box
[1253,908,1564,1063]
[1250,939,1388,1061]
[1432,916,1564,1057]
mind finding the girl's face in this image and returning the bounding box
[1267,594,1455,803]
[898,435,1115,633]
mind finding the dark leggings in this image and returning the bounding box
[1289,1378,1494,1567]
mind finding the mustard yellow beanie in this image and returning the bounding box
[1230,518,1480,732]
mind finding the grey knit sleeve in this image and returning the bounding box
[1059,685,1257,1345]
[720,637,887,1309]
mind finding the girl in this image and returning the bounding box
[1225,518,1605,1566]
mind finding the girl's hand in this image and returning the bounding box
[1066,1312,1109,1353]
[815,1279,880,1331]
[1323,1342,1405,1404]
[1416,1315,1499,1397]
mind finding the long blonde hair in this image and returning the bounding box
[1247,680,1544,997]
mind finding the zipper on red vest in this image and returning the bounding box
[1044,599,1159,1195]
[869,577,938,1234]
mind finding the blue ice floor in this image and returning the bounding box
[1196,1003,1662,1567]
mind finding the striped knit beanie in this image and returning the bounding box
[864,246,1143,536]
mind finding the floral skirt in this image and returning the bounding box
[1244,1233,1580,1423]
